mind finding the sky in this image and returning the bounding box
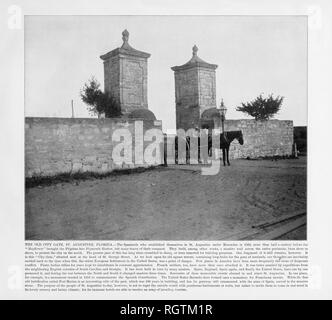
[25,15,307,129]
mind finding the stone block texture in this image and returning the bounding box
[224,119,294,159]
[172,45,217,131]
[25,117,162,178]
[100,30,150,114]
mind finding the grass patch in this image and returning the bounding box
[26,165,167,188]
[245,155,298,161]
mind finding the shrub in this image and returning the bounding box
[80,77,121,117]
[236,94,283,120]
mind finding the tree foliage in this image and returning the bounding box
[80,77,121,118]
[236,94,284,120]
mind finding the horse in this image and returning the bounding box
[165,130,244,166]
[208,131,244,166]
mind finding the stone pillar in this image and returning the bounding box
[100,30,151,114]
[171,45,218,131]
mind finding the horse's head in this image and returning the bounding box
[237,131,244,145]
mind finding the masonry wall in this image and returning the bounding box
[104,56,148,113]
[174,69,199,107]
[197,68,216,113]
[223,119,294,159]
[103,56,120,103]
[25,117,162,178]
[174,67,217,131]
[176,105,200,131]
[121,57,148,111]
[165,120,293,163]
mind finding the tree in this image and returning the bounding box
[80,77,121,117]
[236,94,284,120]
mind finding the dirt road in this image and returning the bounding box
[25,157,306,240]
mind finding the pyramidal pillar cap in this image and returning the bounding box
[171,44,218,71]
[100,29,151,60]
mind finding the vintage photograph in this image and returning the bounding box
[25,15,307,240]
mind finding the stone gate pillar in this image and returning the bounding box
[100,30,151,114]
[171,45,218,131]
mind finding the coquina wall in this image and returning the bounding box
[224,119,294,159]
[25,117,162,178]
[25,118,293,178]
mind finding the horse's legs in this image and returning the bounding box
[227,147,230,166]
[222,148,226,166]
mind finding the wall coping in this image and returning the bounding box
[224,119,293,123]
[25,117,161,124]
